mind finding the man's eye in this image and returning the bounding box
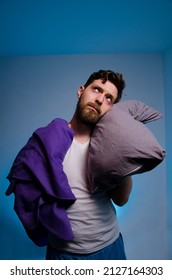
[106,96,113,103]
[93,87,99,92]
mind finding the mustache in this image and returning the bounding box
[86,102,102,114]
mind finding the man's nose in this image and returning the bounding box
[95,94,104,105]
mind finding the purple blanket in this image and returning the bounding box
[6,118,76,246]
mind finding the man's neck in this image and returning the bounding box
[69,114,93,144]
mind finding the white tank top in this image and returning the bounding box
[48,138,119,254]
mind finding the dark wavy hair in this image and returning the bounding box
[84,69,126,103]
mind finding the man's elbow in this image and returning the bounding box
[109,176,132,206]
[113,197,129,207]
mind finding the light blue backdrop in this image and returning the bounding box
[0,53,169,259]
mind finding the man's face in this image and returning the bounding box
[76,79,118,125]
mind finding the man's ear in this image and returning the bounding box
[77,86,85,99]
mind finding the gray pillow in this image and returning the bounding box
[87,100,166,192]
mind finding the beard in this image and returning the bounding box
[76,100,102,125]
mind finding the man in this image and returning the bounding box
[6,70,132,260]
[46,70,132,259]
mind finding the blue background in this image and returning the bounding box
[0,0,171,260]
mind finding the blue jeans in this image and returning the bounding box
[46,234,126,260]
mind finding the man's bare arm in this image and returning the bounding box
[107,176,132,206]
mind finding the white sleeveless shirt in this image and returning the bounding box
[48,138,119,253]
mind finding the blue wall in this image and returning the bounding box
[164,47,172,259]
[0,53,168,259]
